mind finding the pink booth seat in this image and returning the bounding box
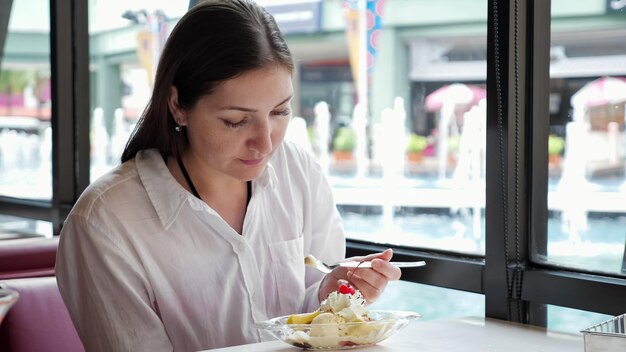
[0,237,58,280]
[0,277,84,352]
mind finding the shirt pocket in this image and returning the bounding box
[268,236,305,314]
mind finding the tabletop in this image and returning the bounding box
[207,316,583,352]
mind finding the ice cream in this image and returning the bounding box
[287,284,369,326]
[316,286,369,323]
[284,284,389,349]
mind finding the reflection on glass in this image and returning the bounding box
[542,3,626,276]
[548,305,612,335]
[369,280,484,321]
[280,0,488,255]
[0,214,52,239]
[88,1,188,182]
[0,0,51,200]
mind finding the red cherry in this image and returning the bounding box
[338,284,351,294]
[348,286,356,295]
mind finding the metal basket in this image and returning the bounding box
[581,313,626,352]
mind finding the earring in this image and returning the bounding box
[175,124,183,132]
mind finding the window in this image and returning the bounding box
[0,0,52,201]
[273,0,489,256]
[88,1,188,181]
[536,4,626,277]
[0,0,54,236]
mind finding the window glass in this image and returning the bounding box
[369,280,484,321]
[272,0,488,255]
[0,214,52,239]
[0,0,51,200]
[539,1,626,275]
[88,1,189,181]
[548,305,612,335]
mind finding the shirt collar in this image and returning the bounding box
[136,149,189,230]
[136,148,279,230]
[256,160,277,191]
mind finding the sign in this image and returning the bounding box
[264,1,322,34]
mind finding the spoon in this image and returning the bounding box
[304,254,426,274]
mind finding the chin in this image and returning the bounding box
[239,165,266,181]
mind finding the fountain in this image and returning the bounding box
[109,108,130,165]
[352,102,369,179]
[558,119,590,242]
[431,84,475,180]
[378,98,407,231]
[450,99,487,241]
[91,107,110,182]
[38,126,52,176]
[285,116,312,153]
[313,101,331,174]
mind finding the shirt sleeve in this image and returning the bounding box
[301,153,346,312]
[56,213,174,352]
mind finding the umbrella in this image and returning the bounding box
[425,83,486,112]
[571,76,626,109]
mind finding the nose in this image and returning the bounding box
[248,119,272,155]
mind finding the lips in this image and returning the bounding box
[241,158,264,166]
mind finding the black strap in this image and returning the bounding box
[246,179,252,205]
[177,156,201,199]
[177,156,252,206]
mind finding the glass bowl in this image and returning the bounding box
[256,310,420,350]
[0,288,19,325]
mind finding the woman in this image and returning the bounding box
[55,1,401,351]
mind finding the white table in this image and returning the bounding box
[208,316,583,351]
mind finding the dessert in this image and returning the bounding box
[288,284,368,325]
[284,284,393,349]
[257,283,421,350]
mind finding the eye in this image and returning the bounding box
[223,118,248,128]
[272,108,291,117]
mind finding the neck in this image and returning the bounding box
[168,153,251,234]
[178,152,246,198]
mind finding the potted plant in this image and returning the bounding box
[406,133,427,163]
[332,126,356,161]
[548,134,565,167]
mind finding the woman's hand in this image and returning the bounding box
[318,249,401,305]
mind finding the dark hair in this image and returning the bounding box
[121,0,294,162]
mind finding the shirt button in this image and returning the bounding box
[237,242,246,252]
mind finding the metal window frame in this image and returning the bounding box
[0,0,89,233]
[0,0,12,69]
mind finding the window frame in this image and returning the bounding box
[1,0,625,327]
[0,0,90,233]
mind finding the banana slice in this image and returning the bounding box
[287,310,321,324]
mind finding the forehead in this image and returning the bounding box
[202,66,293,108]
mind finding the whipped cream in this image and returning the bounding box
[318,290,369,323]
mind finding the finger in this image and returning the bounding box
[348,271,385,304]
[348,268,389,292]
[370,259,402,281]
[348,248,393,263]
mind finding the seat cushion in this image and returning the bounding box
[0,277,84,352]
[0,237,58,280]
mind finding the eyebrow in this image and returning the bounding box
[218,94,293,112]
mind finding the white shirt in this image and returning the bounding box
[55,141,346,351]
